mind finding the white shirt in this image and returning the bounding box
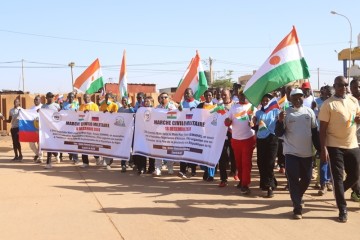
[30,104,42,111]
[228,103,256,140]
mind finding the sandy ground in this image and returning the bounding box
[0,135,359,240]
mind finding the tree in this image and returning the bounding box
[211,70,235,89]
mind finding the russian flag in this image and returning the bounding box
[263,98,280,113]
[19,109,39,142]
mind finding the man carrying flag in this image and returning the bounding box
[74,58,104,94]
[244,26,310,106]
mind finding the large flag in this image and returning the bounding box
[19,109,39,142]
[119,50,128,98]
[172,51,208,102]
[73,58,104,94]
[244,26,310,106]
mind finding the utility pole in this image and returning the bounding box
[68,62,75,91]
[317,67,320,90]
[22,59,25,92]
[209,57,213,84]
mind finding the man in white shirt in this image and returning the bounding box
[29,95,43,163]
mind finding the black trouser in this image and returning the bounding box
[229,141,236,174]
[257,134,278,190]
[82,155,89,164]
[180,162,197,174]
[219,139,231,181]
[136,155,147,173]
[277,139,285,168]
[328,147,360,212]
[351,145,360,195]
[10,127,21,157]
[46,152,58,164]
[148,158,155,173]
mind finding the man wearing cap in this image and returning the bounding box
[319,76,360,223]
[275,88,320,220]
[301,82,315,109]
[42,92,61,169]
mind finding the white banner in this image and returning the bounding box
[39,109,134,159]
[133,108,227,167]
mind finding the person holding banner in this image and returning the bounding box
[178,88,200,179]
[42,92,61,169]
[29,95,43,163]
[218,89,236,187]
[99,93,119,170]
[154,92,178,176]
[197,90,217,181]
[7,98,23,161]
[118,96,135,172]
[134,92,145,112]
[136,96,156,175]
[79,93,99,168]
[252,94,280,198]
[62,92,80,164]
[224,91,256,194]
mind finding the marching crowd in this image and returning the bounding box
[1,76,360,222]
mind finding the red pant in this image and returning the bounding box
[231,136,256,187]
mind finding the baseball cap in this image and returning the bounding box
[46,92,54,98]
[301,82,311,89]
[290,88,304,96]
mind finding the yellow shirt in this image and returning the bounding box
[319,95,360,149]
[99,101,118,112]
[79,102,99,112]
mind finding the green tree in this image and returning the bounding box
[211,70,235,89]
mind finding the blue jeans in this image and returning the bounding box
[285,154,313,213]
[320,160,331,185]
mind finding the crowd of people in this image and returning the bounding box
[1,76,360,222]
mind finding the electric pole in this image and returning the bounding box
[209,57,213,84]
[22,59,25,92]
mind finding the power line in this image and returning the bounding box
[0,28,348,49]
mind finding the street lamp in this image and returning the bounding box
[68,62,75,90]
[331,11,352,79]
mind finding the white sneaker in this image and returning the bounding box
[80,163,89,168]
[106,165,111,170]
[44,164,52,169]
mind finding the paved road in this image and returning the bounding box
[0,136,359,240]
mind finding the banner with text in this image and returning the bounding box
[39,109,134,159]
[133,108,227,167]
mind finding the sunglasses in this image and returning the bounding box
[161,96,168,99]
[335,83,349,88]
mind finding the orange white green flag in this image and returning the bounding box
[172,51,208,102]
[278,95,290,110]
[244,26,310,106]
[73,58,104,94]
[118,50,128,98]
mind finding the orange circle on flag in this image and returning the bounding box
[269,55,281,65]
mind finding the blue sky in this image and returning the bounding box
[0,0,359,94]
